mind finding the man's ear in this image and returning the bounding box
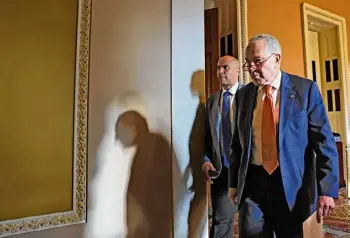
[275,54,281,65]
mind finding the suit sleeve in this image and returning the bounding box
[202,99,213,164]
[308,82,339,198]
[228,92,242,188]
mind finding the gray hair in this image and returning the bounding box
[248,34,282,56]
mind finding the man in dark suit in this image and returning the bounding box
[228,34,339,237]
[202,55,244,237]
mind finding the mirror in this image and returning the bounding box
[0,0,90,236]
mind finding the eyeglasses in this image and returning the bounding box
[242,54,275,71]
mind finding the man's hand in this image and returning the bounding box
[202,162,216,184]
[228,188,237,205]
[316,196,335,223]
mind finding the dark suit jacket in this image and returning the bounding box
[203,82,244,179]
[229,72,339,221]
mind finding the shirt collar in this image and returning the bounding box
[258,70,282,93]
[271,70,282,90]
[221,82,239,96]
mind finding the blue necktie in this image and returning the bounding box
[222,91,232,167]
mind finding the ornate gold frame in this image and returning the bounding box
[0,0,91,236]
[236,0,249,84]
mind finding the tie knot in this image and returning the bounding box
[264,85,273,96]
[223,91,231,98]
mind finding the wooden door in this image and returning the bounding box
[205,8,220,98]
[319,28,346,187]
[307,30,322,91]
[319,28,344,142]
[216,0,238,58]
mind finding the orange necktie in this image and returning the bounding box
[261,85,279,174]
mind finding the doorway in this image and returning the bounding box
[302,3,350,197]
[204,0,248,98]
[205,8,220,97]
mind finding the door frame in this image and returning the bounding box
[236,0,249,84]
[301,3,350,198]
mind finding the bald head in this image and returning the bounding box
[217,56,240,90]
[218,56,239,66]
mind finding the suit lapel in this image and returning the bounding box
[278,72,296,145]
[211,82,246,156]
[246,84,258,146]
[230,82,243,134]
[210,92,221,156]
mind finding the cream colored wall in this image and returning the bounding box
[172,0,206,236]
[9,0,205,237]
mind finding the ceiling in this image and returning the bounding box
[308,15,336,32]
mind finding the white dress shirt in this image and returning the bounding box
[251,70,281,165]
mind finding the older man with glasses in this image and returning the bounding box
[227,34,339,237]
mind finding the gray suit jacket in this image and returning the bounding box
[202,82,244,178]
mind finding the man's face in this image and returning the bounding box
[115,122,137,147]
[217,57,239,89]
[244,40,280,86]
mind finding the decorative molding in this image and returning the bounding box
[301,3,350,199]
[236,0,249,84]
[0,0,91,236]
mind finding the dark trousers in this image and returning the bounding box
[210,167,237,238]
[239,165,303,238]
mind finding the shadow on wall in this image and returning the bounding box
[181,70,208,238]
[84,92,175,238]
[116,110,172,238]
[85,0,173,237]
